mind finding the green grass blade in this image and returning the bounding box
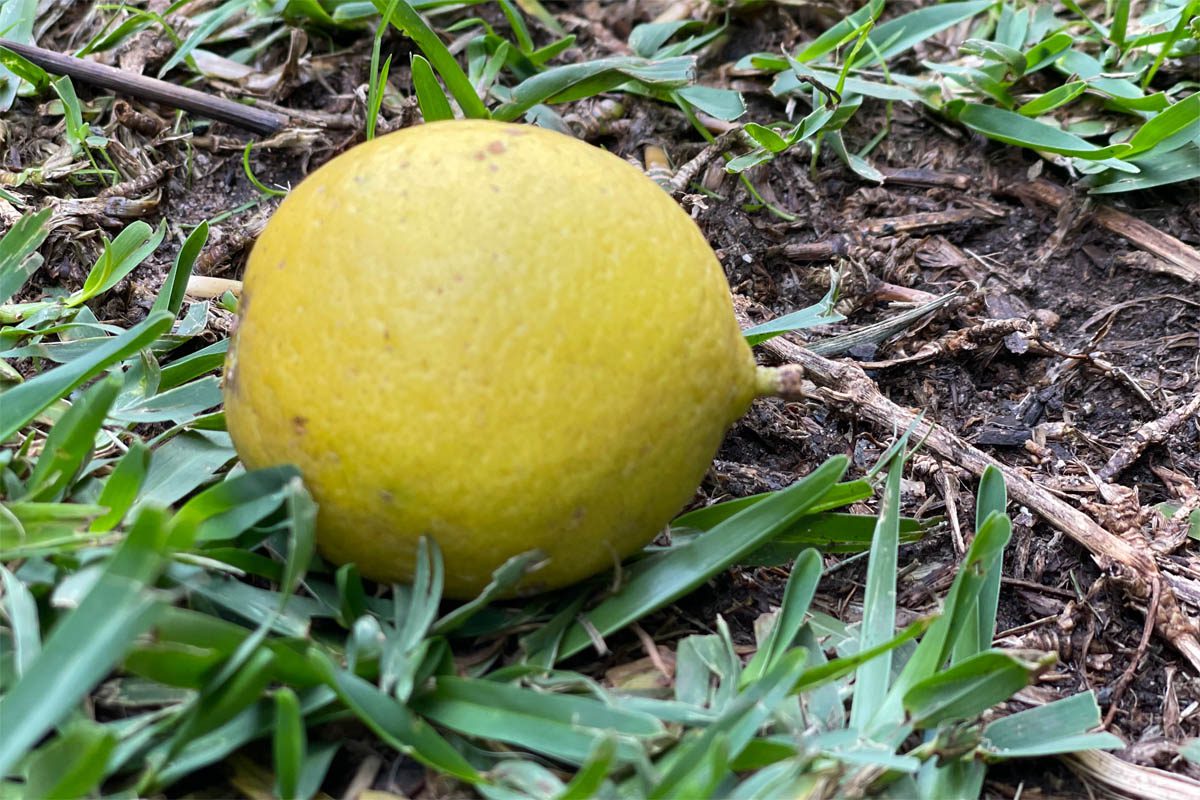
[366,0,400,139]
[857,1,993,66]
[848,449,904,731]
[433,550,546,635]
[90,440,152,532]
[952,102,1134,159]
[157,0,250,78]
[296,740,340,800]
[794,0,883,63]
[742,279,843,345]
[871,511,1013,736]
[21,721,118,799]
[556,738,617,800]
[791,617,929,693]
[981,691,1124,757]
[550,455,848,661]
[673,480,874,531]
[414,675,663,765]
[158,338,227,391]
[492,55,695,121]
[132,430,237,511]
[411,53,455,121]
[67,220,166,307]
[371,0,489,119]
[1016,80,1087,116]
[952,467,1009,662]
[1023,31,1073,73]
[309,649,480,782]
[0,208,51,304]
[652,650,810,799]
[513,0,563,35]
[152,221,208,317]
[497,0,534,53]
[1124,93,1200,157]
[24,373,121,501]
[0,0,37,110]
[741,549,822,685]
[1089,143,1200,194]
[0,565,40,678]
[0,506,171,777]
[904,649,1053,728]
[151,690,342,790]
[273,689,305,799]
[0,310,173,442]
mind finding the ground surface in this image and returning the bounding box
[5,1,1200,797]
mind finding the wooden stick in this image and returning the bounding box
[1011,179,1200,284]
[740,296,1200,672]
[0,39,287,135]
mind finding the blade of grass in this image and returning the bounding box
[904,650,1054,728]
[550,455,848,661]
[952,102,1133,159]
[0,506,172,777]
[411,53,454,121]
[67,220,166,307]
[0,565,40,678]
[152,221,208,317]
[0,207,51,304]
[848,448,904,732]
[23,373,121,501]
[0,310,173,442]
[370,0,489,119]
[954,466,1008,662]
[308,649,480,782]
[21,721,118,799]
[981,691,1124,757]
[413,675,663,765]
[740,549,822,685]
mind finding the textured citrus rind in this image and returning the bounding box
[224,120,756,597]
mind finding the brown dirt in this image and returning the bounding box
[6,1,1199,797]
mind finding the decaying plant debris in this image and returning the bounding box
[2,0,1198,797]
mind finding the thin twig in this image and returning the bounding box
[1010,179,1200,284]
[1099,392,1200,483]
[667,129,745,195]
[741,296,1200,671]
[1104,577,1161,729]
[0,38,287,135]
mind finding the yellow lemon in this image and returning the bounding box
[224,119,758,598]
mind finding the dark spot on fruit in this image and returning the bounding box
[380,490,395,504]
[292,416,308,435]
[487,140,505,155]
[473,152,486,161]
[488,163,498,173]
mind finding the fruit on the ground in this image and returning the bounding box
[223,119,759,598]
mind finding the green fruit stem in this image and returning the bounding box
[755,364,807,400]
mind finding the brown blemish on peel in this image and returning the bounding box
[379,490,395,504]
[487,140,506,155]
[292,416,308,435]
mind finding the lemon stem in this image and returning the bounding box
[754,364,807,400]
